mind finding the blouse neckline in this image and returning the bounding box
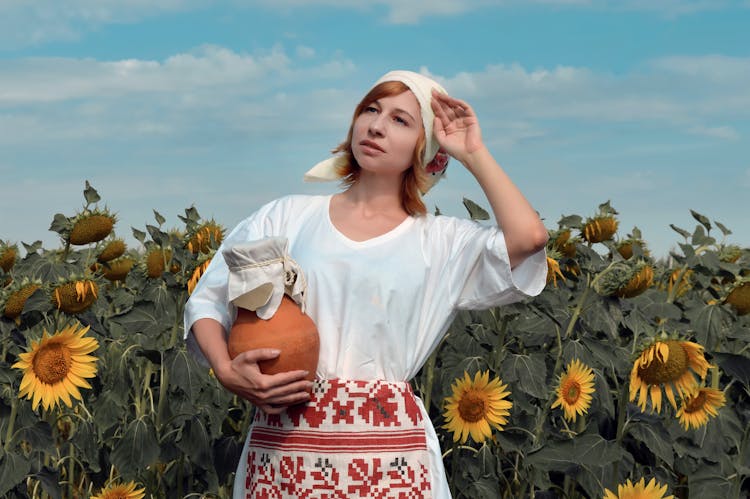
[325,194,415,248]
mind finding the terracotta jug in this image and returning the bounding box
[228,295,319,382]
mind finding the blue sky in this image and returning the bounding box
[1,1,749,259]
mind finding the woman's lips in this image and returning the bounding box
[359,140,385,153]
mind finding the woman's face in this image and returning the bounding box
[351,90,423,177]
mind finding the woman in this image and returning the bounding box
[184,70,548,498]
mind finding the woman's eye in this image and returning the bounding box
[394,116,408,126]
[364,106,378,114]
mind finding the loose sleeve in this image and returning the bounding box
[438,217,547,310]
[183,198,287,366]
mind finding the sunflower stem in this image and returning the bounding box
[4,397,18,451]
[732,423,750,499]
[612,382,629,482]
[61,239,71,262]
[564,274,592,339]
[421,339,440,413]
[711,366,720,389]
[67,442,75,498]
[533,325,564,444]
[157,351,168,429]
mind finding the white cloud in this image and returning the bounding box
[1,50,747,152]
[1,0,745,47]
[433,56,750,129]
[296,45,316,59]
[687,125,740,140]
[0,0,206,46]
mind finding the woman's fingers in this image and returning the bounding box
[229,349,313,408]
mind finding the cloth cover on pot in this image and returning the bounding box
[222,237,307,319]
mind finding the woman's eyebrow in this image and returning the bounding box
[371,99,417,123]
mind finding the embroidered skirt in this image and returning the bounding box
[239,378,433,498]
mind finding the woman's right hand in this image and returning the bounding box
[214,348,313,414]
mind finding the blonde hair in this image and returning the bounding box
[332,81,428,216]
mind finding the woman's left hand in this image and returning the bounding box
[431,89,484,165]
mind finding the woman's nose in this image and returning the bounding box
[368,114,385,136]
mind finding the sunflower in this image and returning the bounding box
[3,281,41,319]
[665,268,692,298]
[629,339,712,413]
[97,238,126,263]
[582,215,618,244]
[615,263,654,298]
[0,242,18,272]
[616,239,649,260]
[551,359,595,422]
[718,244,742,263]
[725,281,750,316]
[186,221,224,254]
[52,279,99,314]
[12,323,99,411]
[603,477,673,499]
[144,247,172,278]
[68,210,116,245]
[101,256,135,282]
[546,253,565,288]
[91,480,146,499]
[443,371,512,444]
[188,257,212,295]
[676,387,725,430]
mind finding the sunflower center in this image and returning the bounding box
[32,342,72,384]
[563,381,580,404]
[458,390,488,423]
[683,391,707,414]
[637,341,688,384]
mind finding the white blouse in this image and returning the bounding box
[183,193,547,498]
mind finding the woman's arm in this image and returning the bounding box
[431,90,548,267]
[192,318,311,414]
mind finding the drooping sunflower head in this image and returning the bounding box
[91,480,146,499]
[51,277,99,315]
[663,268,693,298]
[97,238,126,263]
[629,338,712,413]
[186,221,224,255]
[100,256,135,282]
[616,238,649,260]
[725,280,750,316]
[603,477,674,499]
[546,250,566,288]
[188,255,212,295]
[143,246,173,278]
[615,262,654,298]
[3,279,42,320]
[442,370,512,444]
[551,359,595,422]
[12,323,99,411]
[593,261,634,297]
[549,228,579,258]
[718,244,742,263]
[582,215,618,244]
[68,209,117,246]
[0,241,18,272]
[675,387,725,430]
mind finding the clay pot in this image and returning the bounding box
[228,295,319,381]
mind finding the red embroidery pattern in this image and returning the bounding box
[243,379,432,498]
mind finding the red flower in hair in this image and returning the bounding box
[425,149,449,175]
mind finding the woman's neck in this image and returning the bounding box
[340,172,405,216]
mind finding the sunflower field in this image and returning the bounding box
[1,182,748,498]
